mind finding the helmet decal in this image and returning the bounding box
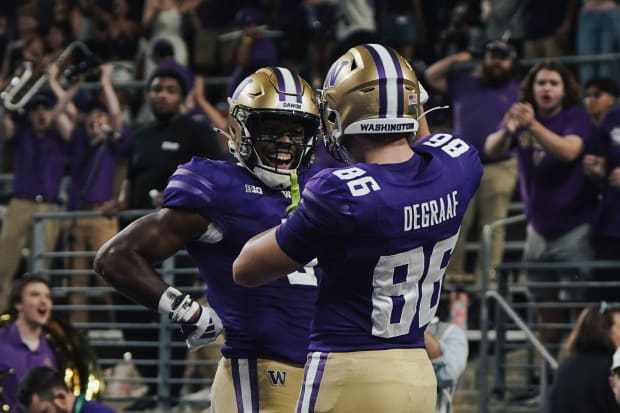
[232,77,253,100]
[324,60,349,89]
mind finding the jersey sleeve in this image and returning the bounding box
[162,157,219,220]
[275,170,356,265]
[415,132,483,198]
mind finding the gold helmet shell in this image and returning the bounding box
[320,44,421,161]
[227,67,320,189]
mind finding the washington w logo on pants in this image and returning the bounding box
[266,370,287,386]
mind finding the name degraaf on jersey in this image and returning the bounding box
[275,133,483,353]
[162,157,320,365]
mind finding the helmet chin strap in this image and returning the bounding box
[252,166,291,189]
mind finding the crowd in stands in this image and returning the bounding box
[0,0,620,412]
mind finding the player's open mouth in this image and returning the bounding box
[267,152,294,169]
[37,307,49,316]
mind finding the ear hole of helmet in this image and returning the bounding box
[327,111,337,123]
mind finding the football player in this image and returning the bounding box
[233,44,483,413]
[94,67,321,412]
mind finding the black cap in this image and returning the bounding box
[147,61,194,97]
[485,40,516,59]
[151,38,175,59]
[584,77,620,98]
[235,8,263,27]
[26,92,55,110]
[85,99,108,114]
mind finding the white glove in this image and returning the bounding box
[165,291,224,351]
[179,304,224,351]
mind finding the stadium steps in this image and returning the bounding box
[452,349,542,413]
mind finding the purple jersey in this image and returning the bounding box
[596,106,620,237]
[276,133,482,352]
[447,72,520,164]
[513,105,598,237]
[162,158,319,365]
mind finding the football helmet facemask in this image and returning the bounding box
[320,44,421,163]
[227,67,320,189]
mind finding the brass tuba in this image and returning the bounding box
[0,313,103,411]
[0,41,101,112]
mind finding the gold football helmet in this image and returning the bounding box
[227,67,320,189]
[320,44,421,162]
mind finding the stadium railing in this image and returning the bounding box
[478,214,620,413]
[30,209,218,412]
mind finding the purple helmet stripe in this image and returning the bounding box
[362,45,387,118]
[292,71,303,103]
[232,77,254,100]
[272,67,286,101]
[386,46,404,116]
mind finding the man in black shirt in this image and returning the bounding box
[109,60,223,211]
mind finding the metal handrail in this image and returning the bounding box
[486,290,558,370]
[485,290,558,413]
[478,214,525,413]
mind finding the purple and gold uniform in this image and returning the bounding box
[162,158,319,412]
[275,133,482,412]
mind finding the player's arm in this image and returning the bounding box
[233,227,303,287]
[94,208,209,310]
[96,207,224,350]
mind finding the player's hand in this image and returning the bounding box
[179,304,224,351]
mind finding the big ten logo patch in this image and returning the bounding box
[266,370,287,386]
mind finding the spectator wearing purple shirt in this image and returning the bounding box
[584,101,620,301]
[62,63,130,325]
[485,61,597,354]
[18,366,117,413]
[425,40,521,286]
[226,8,278,98]
[0,276,58,413]
[0,91,74,311]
